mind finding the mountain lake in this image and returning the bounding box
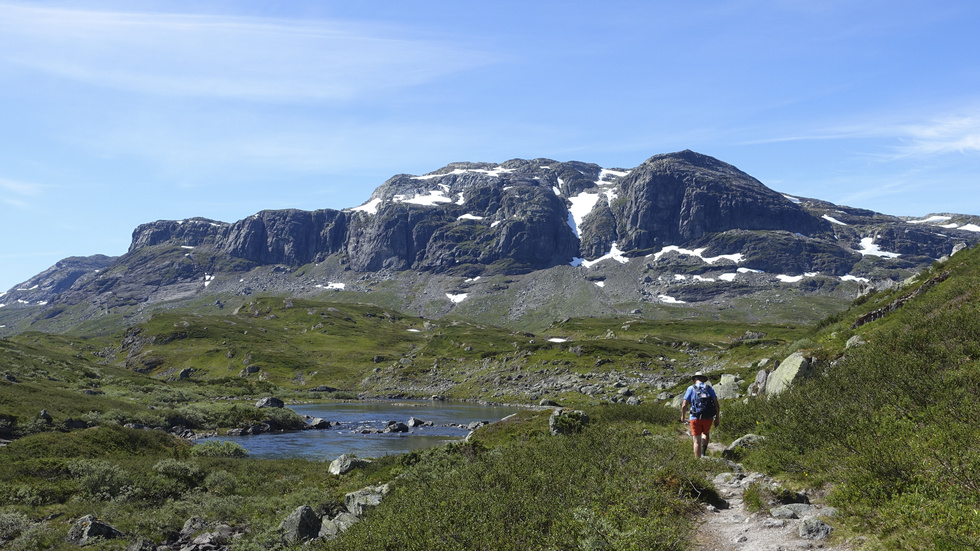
[199,401,526,460]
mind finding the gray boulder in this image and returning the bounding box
[846,335,867,349]
[799,516,833,540]
[345,484,390,517]
[66,515,124,546]
[722,433,766,460]
[319,512,359,539]
[329,454,372,475]
[280,505,320,544]
[713,374,741,399]
[255,396,285,408]
[309,417,332,429]
[747,369,768,397]
[765,352,813,396]
[384,421,409,433]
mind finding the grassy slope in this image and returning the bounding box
[6,297,811,409]
[724,245,980,549]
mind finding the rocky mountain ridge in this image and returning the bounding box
[2,150,978,334]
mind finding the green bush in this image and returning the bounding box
[0,512,30,540]
[323,425,702,550]
[189,440,249,458]
[153,459,203,487]
[68,459,135,501]
[203,470,238,496]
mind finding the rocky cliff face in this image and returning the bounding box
[616,151,831,253]
[3,150,978,333]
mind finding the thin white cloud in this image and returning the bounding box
[891,116,980,157]
[0,177,43,196]
[0,177,44,209]
[0,4,497,102]
[743,109,980,160]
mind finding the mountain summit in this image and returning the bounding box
[2,151,978,333]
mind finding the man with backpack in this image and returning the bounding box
[681,371,721,458]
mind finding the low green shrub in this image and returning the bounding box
[153,459,204,487]
[189,440,248,458]
[203,470,238,496]
[0,512,30,540]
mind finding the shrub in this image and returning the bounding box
[68,459,134,501]
[203,470,238,496]
[190,440,248,458]
[0,512,30,540]
[153,459,203,487]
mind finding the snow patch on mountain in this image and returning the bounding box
[395,189,453,206]
[909,215,951,224]
[567,191,600,237]
[352,198,382,214]
[412,167,515,180]
[858,237,901,258]
[650,246,744,265]
[580,244,629,267]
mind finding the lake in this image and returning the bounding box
[200,401,525,460]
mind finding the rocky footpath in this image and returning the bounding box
[692,440,851,551]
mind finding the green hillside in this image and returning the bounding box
[724,245,980,549]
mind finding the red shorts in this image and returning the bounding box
[689,419,713,436]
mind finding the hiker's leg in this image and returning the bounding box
[700,431,710,456]
[689,420,702,458]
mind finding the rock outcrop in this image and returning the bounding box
[766,353,814,396]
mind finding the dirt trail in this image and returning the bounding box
[689,443,852,551]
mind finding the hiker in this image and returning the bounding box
[680,371,720,458]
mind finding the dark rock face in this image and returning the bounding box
[616,151,831,254]
[129,217,226,251]
[220,209,349,265]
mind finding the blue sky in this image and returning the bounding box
[2,0,979,290]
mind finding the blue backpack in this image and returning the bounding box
[690,384,716,419]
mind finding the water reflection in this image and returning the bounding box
[200,401,524,460]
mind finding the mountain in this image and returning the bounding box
[2,150,978,334]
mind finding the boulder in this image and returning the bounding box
[407,417,429,427]
[255,397,285,408]
[722,433,766,460]
[280,505,321,544]
[345,484,390,517]
[765,352,813,396]
[329,454,372,475]
[384,421,409,433]
[309,417,332,429]
[713,374,741,399]
[799,516,833,540]
[539,399,561,407]
[319,512,359,539]
[66,515,124,546]
[846,335,867,349]
[747,369,768,397]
